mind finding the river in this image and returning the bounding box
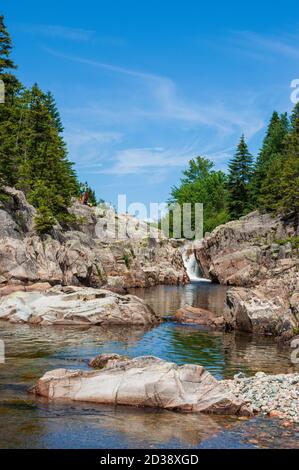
[0,281,298,448]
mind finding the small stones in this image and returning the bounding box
[223,372,299,424]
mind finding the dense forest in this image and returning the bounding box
[1,14,298,238]
[169,105,299,235]
[0,15,97,233]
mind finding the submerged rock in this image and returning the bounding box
[175,304,224,328]
[30,355,251,415]
[0,286,160,326]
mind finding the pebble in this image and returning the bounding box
[223,372,299,423]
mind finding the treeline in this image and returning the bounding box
[0,15,95,233]
[170,104,299,235]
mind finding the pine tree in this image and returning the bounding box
[44,91,64,133]
[0,14,21,98]
[252,111,289,205]
[0,15,22,187]
[16,84,80,228]
[227,135,254,219]
[279,104,299,221]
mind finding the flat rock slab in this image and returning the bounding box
[30,355,251,415]
[0,286,160,326]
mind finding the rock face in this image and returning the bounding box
[194,211,299,337]
[195,211,298,287]
[31,355,251,415]
[224,281,298,336]
[0,286,160,326]
[175,305,224,328]
[0,187,188,292]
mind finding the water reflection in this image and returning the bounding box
[0,282,298,448]
[129,282,228,317]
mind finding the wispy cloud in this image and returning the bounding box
[47,47,264,136]
[17,24,96,42]
[64,129,122,166]
[228,30,299,60]
[46,48,265,180]
[88,140,239,178]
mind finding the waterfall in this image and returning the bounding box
[182,250,211,283]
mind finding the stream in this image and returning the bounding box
[0,281,299,448]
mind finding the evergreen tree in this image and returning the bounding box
[0,15,22,187]
[252,111,289,205]
[279,104,299,221]
[44,91,64,133]
[0,14,21,98]
[0,15,97,233]
[15,84,80,228]
[227,135,254,219]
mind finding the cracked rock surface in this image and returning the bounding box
[31,355,251,415]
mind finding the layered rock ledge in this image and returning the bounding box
[30,355,251,416]
[0,186,188,292]
[194,211,299,337]
[0,286,160,326]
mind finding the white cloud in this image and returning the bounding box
[46,48,264,137]
[18,24,96,42]
[64,129,122,166]
[229,30,299,60]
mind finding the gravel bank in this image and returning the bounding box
[223,372,299,423]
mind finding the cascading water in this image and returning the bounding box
[182,249,211,282]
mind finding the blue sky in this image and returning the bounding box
[2,0,299,209]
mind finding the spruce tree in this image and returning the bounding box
[279,104,299,221]
[44,91,64,133]
[227,135,254,219]
[0,15,22,187]
[16,84,80,228]
[253,111,289,205]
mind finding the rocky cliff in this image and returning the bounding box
[194,211,299,337]
[0,186,188,294]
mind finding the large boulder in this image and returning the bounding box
[30,355,251,415]
[224,283,298,336]
[0,187,188,290]
[0,286,160,326]
[194,211,297,287]
[193,211,299,337]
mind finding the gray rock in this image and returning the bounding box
[0,286,160,326]
[30,355,251,415]
[0,187,188,290]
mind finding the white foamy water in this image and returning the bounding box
[182,251,211,282]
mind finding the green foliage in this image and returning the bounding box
[253,111,289,208]
[274,236,299,249]
[258,103,299,220]
[168,156,229,236]
[168,104,299,237]
[79,182,97,206]
[123,253,131,268]
[227,135,254,219]
[0,15,97,234]
[34,206,56,234]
